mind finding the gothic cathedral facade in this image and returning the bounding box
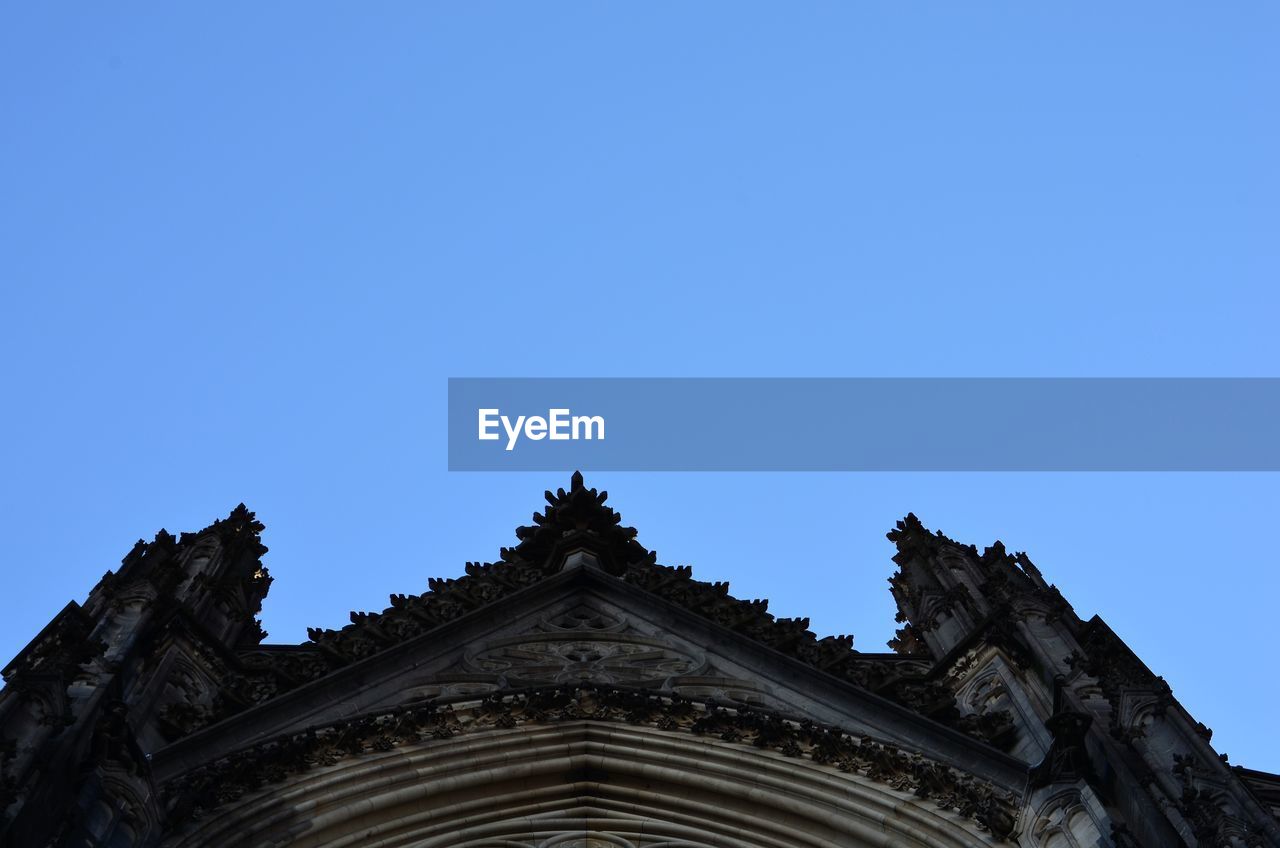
[2,474,1277,847]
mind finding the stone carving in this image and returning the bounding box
[888,621,929,655]
[9,476,1280,847]
[1173,754,1268,848]
[1066,619,1173,743]
[1027,791,1107,848]
[886,515,1069,642]
[270,475,1018,748]
[399,680,501,701]
[467,637,703,686]
[541,606,629,634]
[913,583,976,634]
[1029,710,1095,788]
[0,602,104,685]
[946,670,1019,753]
[839,659,1016,751]
[161,685,1020,839]
[668,680,789,713]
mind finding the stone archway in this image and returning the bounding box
[162,717,1011,848]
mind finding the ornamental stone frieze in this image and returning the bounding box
[159,684,1021,840]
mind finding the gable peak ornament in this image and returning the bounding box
[505,470,656,576]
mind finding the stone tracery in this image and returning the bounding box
[466,637,704,687]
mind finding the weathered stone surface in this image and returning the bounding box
[162,684,1020,838]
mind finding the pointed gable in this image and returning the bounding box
[208,472,1009,754]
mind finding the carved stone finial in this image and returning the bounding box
[507,471,648,575]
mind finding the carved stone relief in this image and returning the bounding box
[161,685,1021,838]
[449,604,708,688]
[1026,789,1107,848]
[466,635,704,687]
[668,674,789,713]
[539,606,630,634]
[388,608,784,713]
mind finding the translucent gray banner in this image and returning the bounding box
[447,378,1280,471]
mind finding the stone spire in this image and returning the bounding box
[0,504,272,846]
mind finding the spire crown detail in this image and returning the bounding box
[503,471,651,575]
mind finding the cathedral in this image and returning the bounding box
[1,473,1276,847]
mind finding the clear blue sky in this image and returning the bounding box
[2,5,1277,769]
